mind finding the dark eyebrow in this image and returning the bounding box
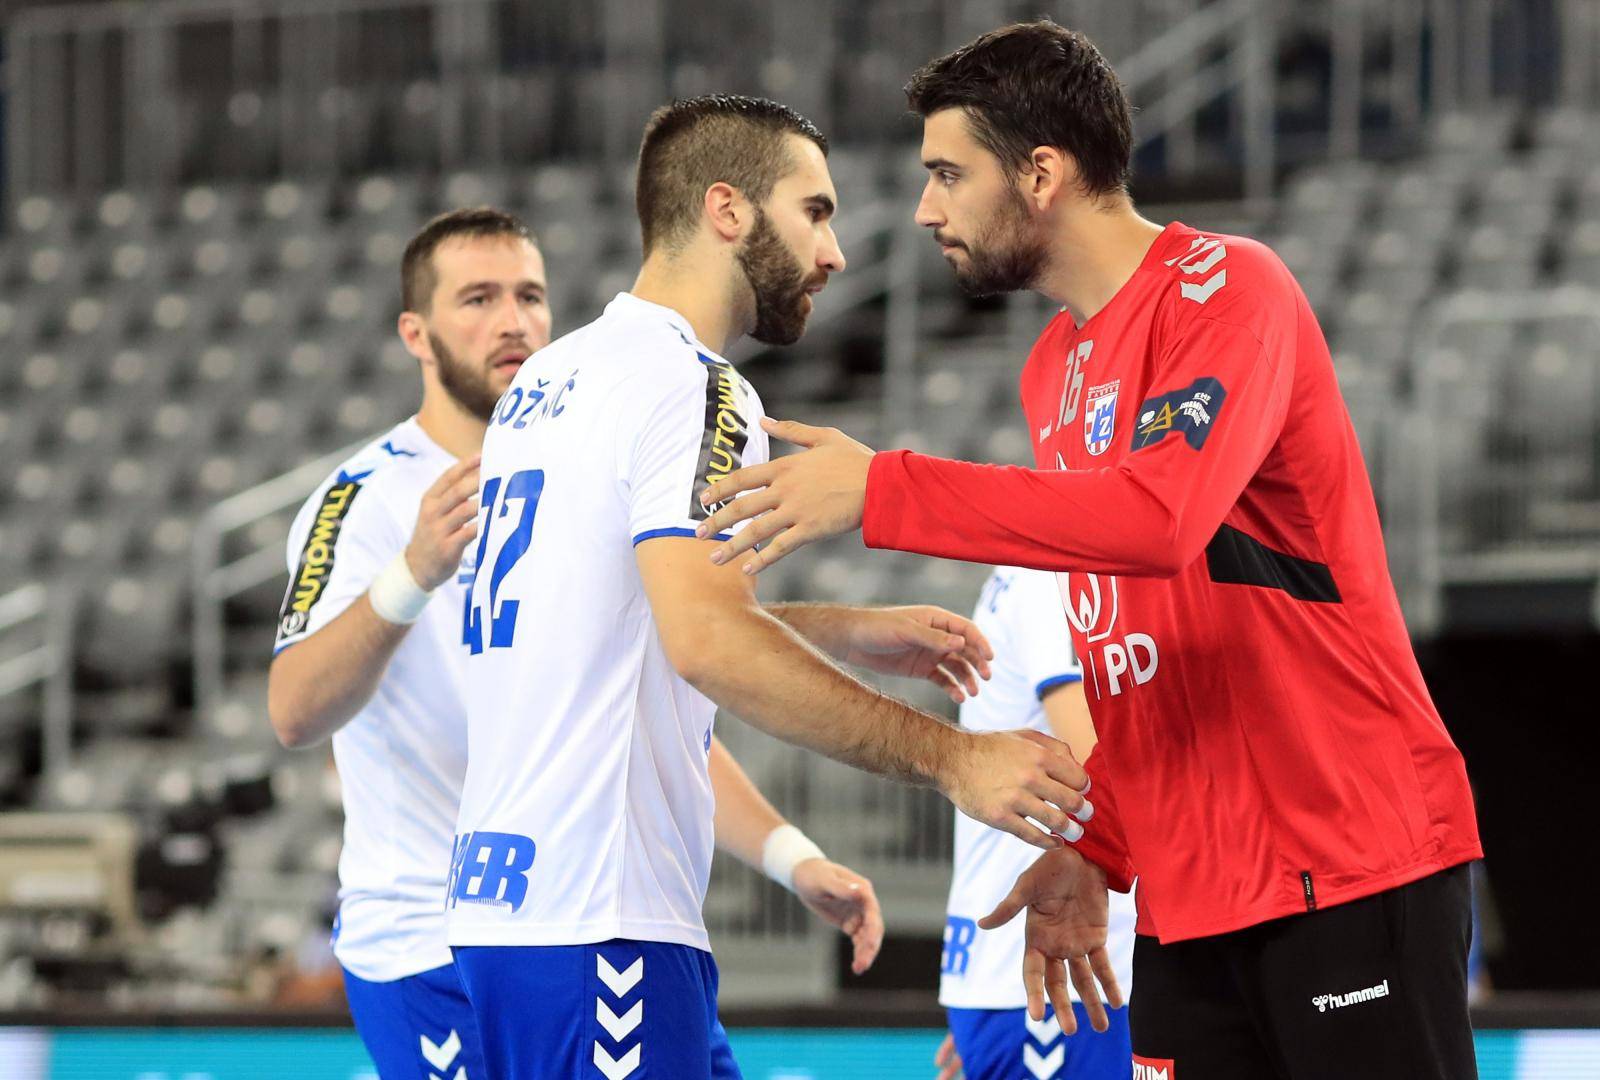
[804,194,836,218]
[923,157,961,172]
[455,280,547,298]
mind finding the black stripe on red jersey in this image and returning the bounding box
[1205,524,1341,603]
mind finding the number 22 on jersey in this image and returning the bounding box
[463,469,544,654]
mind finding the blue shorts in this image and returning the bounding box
[343,962,487,1080]
[947,1003,1131,1080]
[453,939,742,1080]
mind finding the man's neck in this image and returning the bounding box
[1036,202,1167,326]
[631,253,742,355]
[415,389,487,460]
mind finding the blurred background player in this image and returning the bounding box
[448,94,1092,1078]
[692,22,1483,1079]
[266,206,885,1077]
[936,566,1136,1080]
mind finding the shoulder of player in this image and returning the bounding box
[609,337,757,418]
[294,428,431,522]
[1154,231,1297,336]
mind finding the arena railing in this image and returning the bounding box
[1401,287,1600,635]
[189,439,368,725]
[0,584,76,781]
[4,0,1281,200]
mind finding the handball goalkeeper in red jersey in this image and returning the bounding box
[692,20,1483,1080]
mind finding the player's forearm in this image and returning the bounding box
[681,609,964,789]
[764,601,859,660]
[708,736,787,868]
[266,598,411,748]
[863,451,1200,577]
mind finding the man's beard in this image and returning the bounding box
[736,207,814,346]
[946,187,1048,298]
[430,331,503,421]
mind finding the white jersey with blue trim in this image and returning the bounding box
[275,418,469,983]
[939,566,1137,1009]
[446,292,769,952]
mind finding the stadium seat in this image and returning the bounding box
[257,178,335,233]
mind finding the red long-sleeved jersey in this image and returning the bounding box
[865,223,1481,943]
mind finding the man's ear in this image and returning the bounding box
[398,311,434,368]
[704,181,748,243]
[1025,146,1079,211]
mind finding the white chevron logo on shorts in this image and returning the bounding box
[1024,1012,1062,1044]
[593,1042,641,1080]
[596,998,643,1042]
[1024,1040,1065,1079]
[596,955,644,997]
[428,1070,466,1080]
[421,1030,461,1071]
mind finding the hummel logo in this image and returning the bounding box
[420,1030,460,1070]
[1024,1042,1065,1078]
[593,1042,640,1080]
[597,955,643,997]
[1313,978,1390,1012]
[1023,1011,1060,1044]
[420,1029,466,1079]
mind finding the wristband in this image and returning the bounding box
[368,553,433,625]
[761,824,825,892]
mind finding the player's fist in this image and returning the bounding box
[405,455,481,590]
[940,729,1093,850]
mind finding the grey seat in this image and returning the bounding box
[256,178,335,234]
[80,571,187,681]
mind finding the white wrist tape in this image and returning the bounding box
[761,824,825,892]
[368,554,433,625]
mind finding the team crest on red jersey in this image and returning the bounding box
[1083,380,1120,456]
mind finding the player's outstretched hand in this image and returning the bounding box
[837,605,994,703]
[933,1032,963,1080]
[791,858,884,975]
[980,846,1124,1035]
[943,730,1094,851]
[405,455,481,590]
[695,418,873,574]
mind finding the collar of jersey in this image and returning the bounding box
[606,292,724,362]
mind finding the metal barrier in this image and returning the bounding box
[189,439,367,724]
[4,0,1281,199]
[0,585,75,780]
[1403,287,1600,634]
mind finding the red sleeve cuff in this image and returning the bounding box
[1069,827,1136,894]
[862,449,915,551]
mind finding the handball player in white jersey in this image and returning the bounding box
[935,567,1136,1080]
[268,208,890,1078]
[448,95,1093,1079]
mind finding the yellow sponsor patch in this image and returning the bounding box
[277,477,364,639]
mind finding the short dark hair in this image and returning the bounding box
[401,206,537,313]
[635,94,828,256]
[905,20,1133,197]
